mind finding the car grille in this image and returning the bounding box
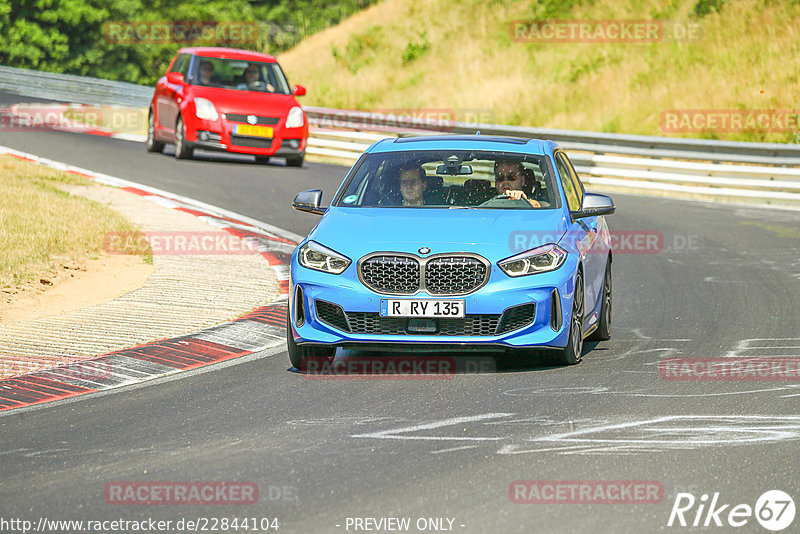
[230,135,272,148]
[359,254,488,295]
[425,256,487,295]
[360,256,420,295]
[315,300,535,337]
[224,114,280,125]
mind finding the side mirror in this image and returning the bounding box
[293,84,307,96]
[292,189,325,215]
[572,193,615,220]
[166,72,185,84]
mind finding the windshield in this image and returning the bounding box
[334,150,558,209]
[189,56,292,94]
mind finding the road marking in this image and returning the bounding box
[351,413,514,441]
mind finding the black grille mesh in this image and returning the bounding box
[316,300,349,332]
[225,114,280,125]
[360,256,420,294]
[339,303,534,337]
[425,256,487,295]
[497,304,536,334]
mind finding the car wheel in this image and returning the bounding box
[588,258,612,341]
[286,155,304,167]
[554,270,584,365]
[254,155,271,165]
[146,111,164,153]
[286,312,335,371]
[174,117,193,160]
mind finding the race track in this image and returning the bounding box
[1,91,799,533]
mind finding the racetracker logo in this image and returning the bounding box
[510,20,702,43]
[301,355,496,379]
[507,230,692,255]
[509,480,663,504]
[103,20,259,45]
[667,490,795,530]
[0,358,112,381]
[660,358,800,381]
[661,109,800,133]
[104,231,258,255]
[310,108,494,133]
[104,482,261,505]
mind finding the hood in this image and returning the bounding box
[307,207,570,261]
[188,86,298,116]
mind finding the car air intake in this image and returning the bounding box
[318,303,534,337]
[316,300,349,332]
[550,289,561,331]
[294,285,305,327]
[224,114,280,125]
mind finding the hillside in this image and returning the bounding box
[278,0,800,142]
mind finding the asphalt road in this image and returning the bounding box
[1,91,799,533]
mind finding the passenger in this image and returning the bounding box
[493,159,541,208]
[197,61,218,86]
[399,164,427,206]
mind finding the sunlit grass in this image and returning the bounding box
[279,0,800,143]
[0,156,144,287]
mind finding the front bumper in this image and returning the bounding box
[288,254,580,351]
[186,116,307,157]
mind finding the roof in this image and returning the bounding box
[177,47,277,63]
[368,135,557,155]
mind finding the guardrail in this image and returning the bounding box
[2,66,800,205]
[304,107,800,205]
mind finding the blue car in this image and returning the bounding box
[287,135,615,369]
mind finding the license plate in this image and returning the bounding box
[233,124,273,138]
[380,299,465,318]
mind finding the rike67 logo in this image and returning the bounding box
[668,490,795,531]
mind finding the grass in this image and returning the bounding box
[0,156,145,287]
[277,0,800,143]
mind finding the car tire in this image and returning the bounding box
[286,312,335,371]
[553,270,584,365]
[255,155,271,165]
[587,258,612,341]
[146,111,164,153]
[174,117,193,160]
[286,155,304,167]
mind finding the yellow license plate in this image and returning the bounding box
[234,124,273,138]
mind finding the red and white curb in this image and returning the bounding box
[0,145,298,412]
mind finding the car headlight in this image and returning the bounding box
[285,106,304,128]
[194,98,218,121]
[298,241,350,274]
[498,244,567,277]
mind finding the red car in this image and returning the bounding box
[147,47,308,166]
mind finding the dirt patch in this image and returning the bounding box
[0,254,153,324]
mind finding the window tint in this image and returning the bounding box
[560,152,585,207]
[555,153,580,211]
[333,150,557,209]
[170,54,190,76]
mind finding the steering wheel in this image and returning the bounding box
[248,81,267,89]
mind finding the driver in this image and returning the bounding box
[237,64,275,91]
[493,159,541,208]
